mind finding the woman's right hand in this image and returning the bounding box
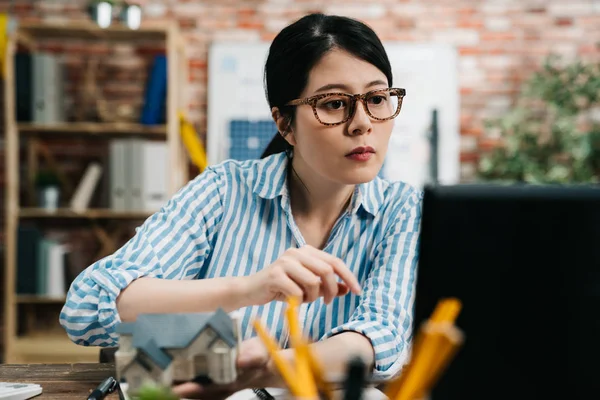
[240,245,362,306]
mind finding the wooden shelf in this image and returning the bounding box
[16,295,66,304]
[17,20,169,42]
[18,122,167,138]
[4,15,188,365]
[19,208,155,219]
[14,334,99,363]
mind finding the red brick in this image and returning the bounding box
[238,8,256,17]
[579,44,600,54]
[461,126,484,136]
[458,18,484,29]
[526,7,547,14]
[459,47,482,55]
[189,59,207,69]
[178,18,197,30]
[479,138,504,150]
[395,17,416,29]
[237,20,264,30]
[481,32,518,41]
[457,7,477,16]
[460,152,479,163]
[555,17,573,26]
[12,3,35,13]
[261,32,278,42]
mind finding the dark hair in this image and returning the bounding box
[260,13,393,159]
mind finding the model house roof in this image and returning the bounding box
[135,337,172,370]
[116,308,237,370]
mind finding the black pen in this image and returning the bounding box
[87,376,119,400]
[343,356,366,400]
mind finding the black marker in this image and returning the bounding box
[343,356,366,400]
[87,376,119,400]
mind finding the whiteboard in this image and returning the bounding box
[207,41,459,188]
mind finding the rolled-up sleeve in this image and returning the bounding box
[59,166,226,347]
[322,187,423,380]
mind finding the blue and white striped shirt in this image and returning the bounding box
[60,152,422,379]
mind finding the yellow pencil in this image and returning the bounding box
[413,324,464,399]
[388,298,463,400]
[394,325,441,400]
[430,298,462,324]
[384,316,430,400]
[252,319,300,395]
[438,298,462,324]
[285,297,318,399]
[305,344,334,400]
[383,330,423,399]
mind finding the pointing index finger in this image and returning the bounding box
[302,246,361,295]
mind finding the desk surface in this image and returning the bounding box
[0,363,388,400]
[0,363,117,399]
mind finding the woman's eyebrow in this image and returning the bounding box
[314,80,388,93]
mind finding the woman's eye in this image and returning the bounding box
[323,99,346,110]
[368,95,387,105]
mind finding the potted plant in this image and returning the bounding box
[477,55,600,184]
[35,169,61,211]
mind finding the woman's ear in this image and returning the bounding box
[271,107,296,146]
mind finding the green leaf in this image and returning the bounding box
[476,55,600,183]
[134,384,179,400]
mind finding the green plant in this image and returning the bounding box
[477,55,600,183]
[34,169,61,188]
[134,384,179,400]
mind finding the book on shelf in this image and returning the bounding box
[15,52,66,124]
[15,51,168,126]
[69,162,103,213]
[16,226,69,299]
[109,138,168,213]
[140,54,167,125]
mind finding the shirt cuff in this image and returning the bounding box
[90,265,157,339]
[321,319,409,380]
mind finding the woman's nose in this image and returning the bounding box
[346,101,373,136]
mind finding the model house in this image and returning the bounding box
[114,308,240,394]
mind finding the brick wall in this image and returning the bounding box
[2,0,599,181]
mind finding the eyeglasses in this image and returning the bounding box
[286,87,406,126]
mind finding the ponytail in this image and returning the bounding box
[261,133,293,159]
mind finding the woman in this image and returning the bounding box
[60,12,422,397]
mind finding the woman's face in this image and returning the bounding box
[280,49,395,185]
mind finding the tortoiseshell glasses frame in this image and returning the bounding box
[285,87,406,126]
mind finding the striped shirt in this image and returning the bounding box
[60,152,423,379]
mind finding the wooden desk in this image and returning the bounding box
[0,363,118,399]
[0,363,389,400]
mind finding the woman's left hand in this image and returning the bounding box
[172,337,279,399]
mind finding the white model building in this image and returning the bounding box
[114,308,240,394]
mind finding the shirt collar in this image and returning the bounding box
[250,152,387,217]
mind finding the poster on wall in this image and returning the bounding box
[207,41,459,188]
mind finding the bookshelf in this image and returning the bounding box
[19,208,154,219]
[17,122,167,137]
[3,21,190,363]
